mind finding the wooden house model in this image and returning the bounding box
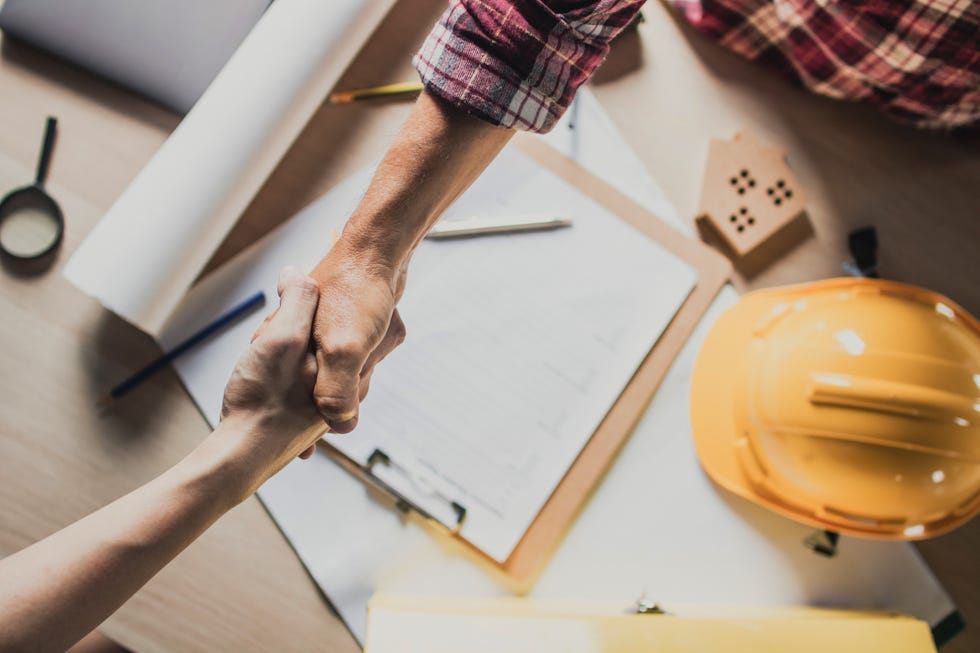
[695,130,806,260]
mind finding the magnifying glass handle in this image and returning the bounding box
[34,117,58,188]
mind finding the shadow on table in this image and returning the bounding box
[1,37,180,133]
[0,246,62,277]
[657,5,980,315]
[77,308,196,447]
[593,24,645,85]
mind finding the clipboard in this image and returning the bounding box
[318,133,732,585]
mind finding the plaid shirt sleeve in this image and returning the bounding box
[669,0,980,130]
[414,0,645,133]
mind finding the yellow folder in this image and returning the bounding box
[365,595,937,653]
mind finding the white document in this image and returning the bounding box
[165,90,955,644]
[322,150,696,561]
[163,143,697,562]
[64,0,395,336]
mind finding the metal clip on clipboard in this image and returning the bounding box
[321,442,468,535]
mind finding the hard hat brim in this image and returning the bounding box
[690,289,785,518]
[690,278,980,540]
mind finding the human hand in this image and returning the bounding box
[216,267,326,489]
[308,239,406,433]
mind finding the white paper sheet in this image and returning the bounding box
[165,90,956,644]
[163,142,697,562]
[64,0,394,336]
[321,149,695,561]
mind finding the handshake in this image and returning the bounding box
[216,252,406,498]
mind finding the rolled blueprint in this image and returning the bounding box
[64,0,395,336]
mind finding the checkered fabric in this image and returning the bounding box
[670,0,980,129]
[414,0,644,132]
[415,0,978,131]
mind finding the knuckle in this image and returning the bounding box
[390,315,407,342]
[314,395,336,415]
[314,393,355,418]
[264,332,307,356]
[297,276,319,298]
[318,336,367,366]
[281,269,318,299]
[359,378,372,401]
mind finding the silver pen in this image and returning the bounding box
[426,214,572,239]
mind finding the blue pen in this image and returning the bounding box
[98,290,266,407]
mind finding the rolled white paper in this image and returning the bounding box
[64,0,396,336]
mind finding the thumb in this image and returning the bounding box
[262,266,319,346]
[313,343,363,433]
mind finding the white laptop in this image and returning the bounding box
[0,0,272,113]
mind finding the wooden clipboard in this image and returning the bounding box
[500,136,731,583]
[320,133,731,587]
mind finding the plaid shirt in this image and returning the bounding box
[414,1,645,132]
[414,0,979,131]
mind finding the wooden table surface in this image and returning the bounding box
[0,1,976,651]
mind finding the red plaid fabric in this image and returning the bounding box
[414,0,644,132]
[416,0,978,131]
[670,0,980,129]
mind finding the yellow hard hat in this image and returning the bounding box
[691,278,980,539]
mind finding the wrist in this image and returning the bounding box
[179,419,268,506]
[339,209,417,278]
[314,223,409,301]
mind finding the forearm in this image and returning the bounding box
[0,423,251,652]
[337,90,513,276]
[348,0,646,269]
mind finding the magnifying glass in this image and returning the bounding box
[0,117,64,261]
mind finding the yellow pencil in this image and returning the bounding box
[329,81,424,104]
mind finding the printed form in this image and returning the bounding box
[323,149,696,562]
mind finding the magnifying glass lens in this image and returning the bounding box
[0,190,63,260]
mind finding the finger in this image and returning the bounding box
[262,267,320,346]
[299,443,316,459]
[251,311,276,343]
[359,368,373,402]
[361,309,407,374]
[302,352,318,391]
[313,345,362,433]
[315,310,403,427]
[353,310,404,404]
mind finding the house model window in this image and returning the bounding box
[695,130,807,261]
